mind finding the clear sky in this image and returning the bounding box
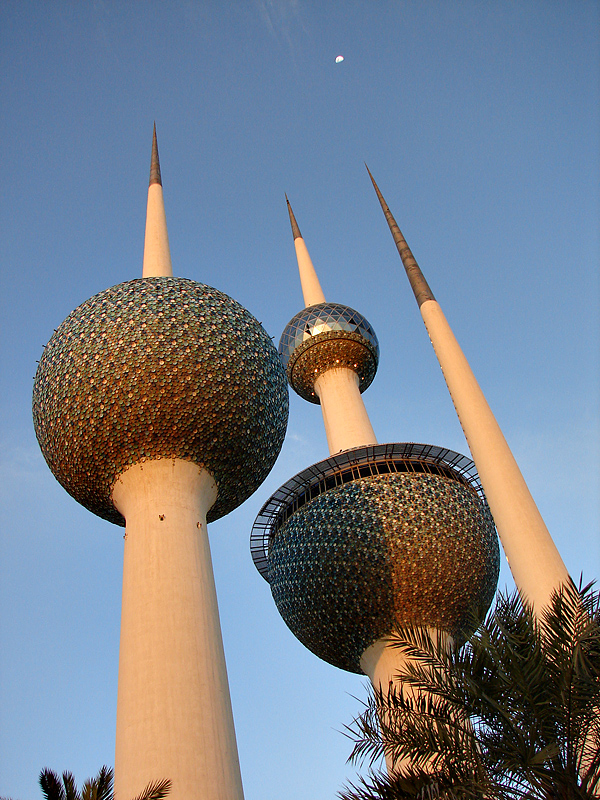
[1,2,598,799]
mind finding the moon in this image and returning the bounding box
[335,55,344,63]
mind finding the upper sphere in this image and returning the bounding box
[279,302,379,403]
[33,277,289,525]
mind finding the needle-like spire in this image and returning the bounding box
[367,167,570,614]
[366,165,434,308]
[149,122,162,186]
[142,123,173,277]
[286,194,302,240]
[285,195,326,307]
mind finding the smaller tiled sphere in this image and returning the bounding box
[32,278,289,525]
[279,303,379,403]
[267,472,499,673]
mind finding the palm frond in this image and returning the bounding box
[340,763,495,800]
[81,766,114,800]
[344,690,387,767]
[344,584,600,799]
[40,769,67,800]
[39,765,166,800]
[129,778,171,800]
[60,773,81,800]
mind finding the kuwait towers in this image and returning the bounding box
[251,199,500,699]
[32,128,288,800]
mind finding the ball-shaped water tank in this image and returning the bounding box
[33,277,289,524]
[254,446,499,673]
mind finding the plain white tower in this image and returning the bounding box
[367,167,571,615]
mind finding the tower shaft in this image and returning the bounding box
[142,184,173,277]
[368,169,570,613]
[112,459,244,800]
[314,367,377,453]
[419,300,569,610]
[361,634,446,775]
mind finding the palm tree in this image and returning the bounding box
[39,766,171,800]
[341,582,600,800]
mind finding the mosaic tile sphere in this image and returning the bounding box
[279,303,379,403]
[32,277,289,525]
[268,472,499,673]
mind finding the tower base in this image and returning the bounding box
[112,458,244,800]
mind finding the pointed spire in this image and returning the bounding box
[285,195,326,307]
[142,124,173,277]
[366,166,435,308]
[286,194,302,240]
[149,122,162,186]
[366,166,570,613]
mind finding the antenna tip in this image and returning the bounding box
[286,195,302,240]
[365,164,383,197]
[149,122,162,187]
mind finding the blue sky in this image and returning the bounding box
[1,2,598,798]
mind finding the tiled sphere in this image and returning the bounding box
[32,277,289,525]
[279,303,379,403]
[268,472,499,673]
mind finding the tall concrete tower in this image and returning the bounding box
[367,169,571,614]
[251,200,499,736]
[32,128,289,800]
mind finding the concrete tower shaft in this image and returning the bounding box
[112,460,243,800]
[282,198,378,453]
[367,167,570,614]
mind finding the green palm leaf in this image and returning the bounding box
[129,778,172,800]
[39,769,67,800]
[80,766,113,800]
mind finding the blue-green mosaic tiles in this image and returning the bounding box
[268,472,499,673]
[32,277,289,525]
[279,303,379,402]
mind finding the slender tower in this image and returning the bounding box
[367,169,570,614]
[251,200,499,768]
[32,128,289,800]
